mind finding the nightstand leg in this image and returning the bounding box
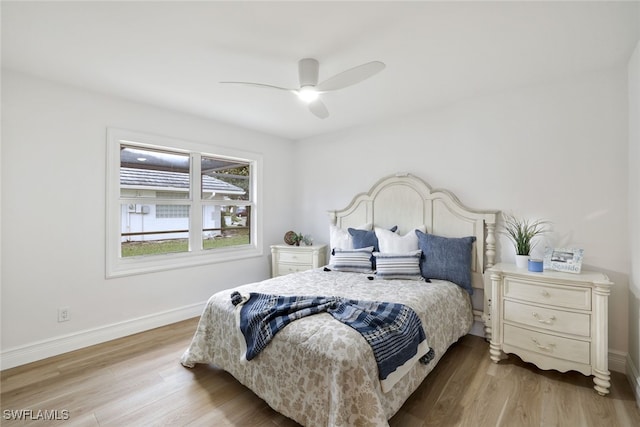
[593,368,611,395]
[592,284,611,395]
[489,341,503,363]
[489,271,503,363]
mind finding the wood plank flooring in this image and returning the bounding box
[2,317,639,426]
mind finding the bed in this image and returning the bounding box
[181,173,497,426]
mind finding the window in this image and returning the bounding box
[106,128,262,277]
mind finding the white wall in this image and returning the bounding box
[0,71,295,367]
[294,67,630,356]
[627,40,640,404]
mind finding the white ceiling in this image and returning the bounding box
[2,1,639,140]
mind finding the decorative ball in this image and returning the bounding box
[284,231,297,245]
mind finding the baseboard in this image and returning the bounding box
[469,311,486,338]
[0,302,206,371]
[610,349,627,373]
[627,354,640,409]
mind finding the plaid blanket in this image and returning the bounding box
[230,291,434,392]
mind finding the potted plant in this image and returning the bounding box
[502,212,549,268]
[291,232,304,246]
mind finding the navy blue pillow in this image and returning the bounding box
[349,226,398,268]
[415,230,476,295]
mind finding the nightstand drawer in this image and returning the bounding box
[504,278,591,310]
[503,324,590,365]
[277,251,314,265]
[504,300,590,337]
[277,263,311,275]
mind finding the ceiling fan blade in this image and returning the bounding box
[315,61,385,92]
[308,98,329,119]
[219,81,294,92]
[298,58,319,87]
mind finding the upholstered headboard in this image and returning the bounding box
[328,173,498,291]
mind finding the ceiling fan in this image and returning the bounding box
[220,58,385,119]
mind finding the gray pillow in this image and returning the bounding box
[415,230,476,294]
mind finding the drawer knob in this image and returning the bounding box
[532,312,556,324]
[541,290,551,297]
[531,338,556,352]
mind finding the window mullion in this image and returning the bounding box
[190,152,203,252]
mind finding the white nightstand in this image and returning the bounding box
[270,244,327,278]
[487,263,613,395]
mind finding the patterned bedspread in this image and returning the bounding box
[181,268,473,427]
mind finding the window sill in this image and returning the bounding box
[106,245,263,278]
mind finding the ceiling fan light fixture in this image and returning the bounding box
[297,86,319,103]
[220,58,385,118]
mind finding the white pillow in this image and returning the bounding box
[375,226,426,253]
[329,223,372,259]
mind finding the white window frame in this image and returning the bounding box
[106,128,263,278]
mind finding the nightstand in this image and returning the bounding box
[270,244,327,278]
[487,263,613,395]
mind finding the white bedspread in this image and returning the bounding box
[181,268,473,426]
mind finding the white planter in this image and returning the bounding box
[515,254,530,269]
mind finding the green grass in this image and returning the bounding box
[122,230,250,257]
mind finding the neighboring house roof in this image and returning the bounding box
[120,167,246,195]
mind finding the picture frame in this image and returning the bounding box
[543,247,584,274]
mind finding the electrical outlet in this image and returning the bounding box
[58,307,70,322]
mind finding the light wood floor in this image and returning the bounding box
[2,317,639,426]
